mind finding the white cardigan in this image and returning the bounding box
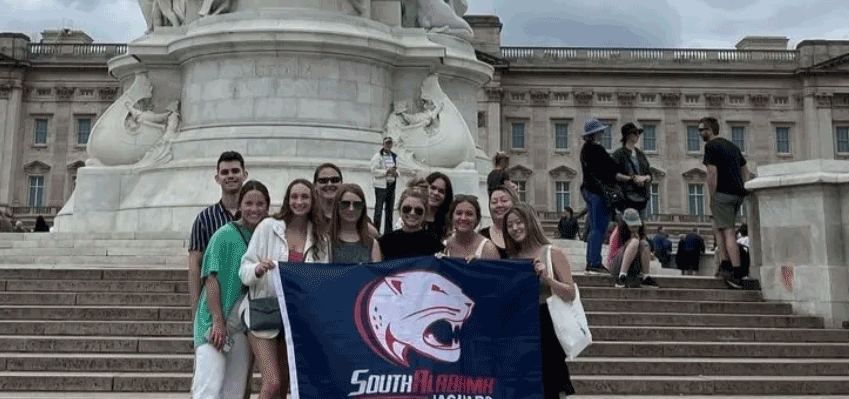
[240,218,329,338]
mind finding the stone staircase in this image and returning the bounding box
[0,233,848,396]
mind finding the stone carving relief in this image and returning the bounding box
[833,94,849,107]
[416,0,473,41]
[815,94,833,108]
[617,92,637,107]
[87,73,174,166]
[549,165,577,179]
[749,94,769,108]
[704,93,725,108]
[530,91,550,106]
[574,91,593,107]
[660,93,680,108]
[384,73,476,169]
[139,0,187,32]
[484,87,503,102]
[22,161,51,175]
[55,86,75,101]
[134,100,182,167]
[682,167,707,182]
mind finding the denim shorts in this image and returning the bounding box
[711,192,745,229]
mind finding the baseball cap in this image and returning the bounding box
[622,208,642,228]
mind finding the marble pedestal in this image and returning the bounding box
[746,160,849,328]
[54,8,493,233]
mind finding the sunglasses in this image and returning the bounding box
[401,205,425,216]
[339,200,364,211]
[316,176,342,184]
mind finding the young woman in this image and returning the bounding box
[479,185,517,259]
[379,188,444,260]
[193,180,270,399]
[608,209,656,288]
[240,179,329,399]
[329,184,382,263]
[442,195,500,261]
[424,172,454,240]
[502,203,576,399]
[313,163,344,223]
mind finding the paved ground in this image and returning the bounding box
[2,395,848,399]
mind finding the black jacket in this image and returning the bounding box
[611,146,652,206]
[580,141,619,195]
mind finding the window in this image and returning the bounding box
[554,122,569,150]
[647,183,660,217]
[642,124,657,152]
[837,126,849,153]
[774,96,789,105]
[640,94,656,102]
[511,122,525,149]
[729,95,745,104]
[685,95,700,104]
[731,126,746,153]
[76,118,92,145]
[28,176,45,208]
[34,119,48,144]
[597,93,612,102]
[688,184,704,216]
[555,181,570,211]
[601,121,613,150]
[776,127,791,154]
[686,125,700,152]
[514,180,527,202]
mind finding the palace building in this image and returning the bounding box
[2,18,849,228]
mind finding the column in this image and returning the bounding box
[0,80,24,207]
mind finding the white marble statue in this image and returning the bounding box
[386,74,476,169]
[87,74,169,166]
[134,100,182,167]
[417,0,473,41]
[140,0,187,32]
[199,0,231,16]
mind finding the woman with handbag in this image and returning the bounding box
[328,184,382,263]
[240,179,330,399]
[580,118,633,275]
[193,180,270,399]
[503,203,577,398]
[611,123,653,218]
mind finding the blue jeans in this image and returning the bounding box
[373,184,395,235]
[582,188,613,267]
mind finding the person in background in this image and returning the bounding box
[652,226,674,269]
[33,216,50,232]
[609,209,657,288]
[13,221,26,232]
[370,137,398,235]
[193,180,269,399]
[557,207,586,240]
[379,188,444,260]
[611,123,653,217]
[239,179,329,399]
[423,172,454,240]
[486,151,512,196]
[479,185,518,259]
[442,195,500,261]
[329,184,382,263]
[502,203,576,399]
[676,228,706,276]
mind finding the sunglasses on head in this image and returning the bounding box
[401,205,425,216]
[339,200,364,211]
[317,176,342,184]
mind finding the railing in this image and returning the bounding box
[501,46,797,63]
[537,211,714,224]
[27,43,128,59]
[10,206,61,215]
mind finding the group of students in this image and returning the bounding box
[189,151,578,399]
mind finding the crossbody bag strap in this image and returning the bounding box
[231,222,252,299]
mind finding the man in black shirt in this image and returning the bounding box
[557,206,586,240]
[700,117,749,289]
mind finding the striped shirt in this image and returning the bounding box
[188,201,235,252]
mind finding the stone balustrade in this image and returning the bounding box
[27,43,128,60]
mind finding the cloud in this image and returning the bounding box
[0,0,145,42]
[468,0,684,47]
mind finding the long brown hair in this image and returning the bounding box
[273,179,327,259]
[329,184,373,254]
[233,180,270,221]
[448,195,482,230]
[503,203,550,257]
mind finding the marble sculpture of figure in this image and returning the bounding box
[416,0,473,41]
[199,0,230,16]
[135,101,182,167]
[141,0,187,32]
[385,74,475,169]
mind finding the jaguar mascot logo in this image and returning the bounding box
[353,270,475,368]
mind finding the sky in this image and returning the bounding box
[1,0,848,49]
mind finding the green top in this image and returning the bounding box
[193,222,251,348]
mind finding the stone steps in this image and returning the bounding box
[1,280,187,293]
[590,326,849,342]
[570,357,849,376]
[585,341,849,358]
[0,292,188,306]
[0,336,193,354]
[0,306,189,321]
[583,298,791,314]
[572,375,849,395]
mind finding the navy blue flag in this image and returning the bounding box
[276,256,544,399]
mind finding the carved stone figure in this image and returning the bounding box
[385,74,475,169]
[87,73,168,166]
[199,0,231,16]
[135,101,182,167]
[141,0,187,32]
[417,0,473,41]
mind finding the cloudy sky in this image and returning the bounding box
[2,0,848,49]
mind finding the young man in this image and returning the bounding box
[188,151,248,317]
[557,206,587,240]
[370,137,398,235]
[651,226,673,269]
[699,117,749,289]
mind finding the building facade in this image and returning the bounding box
[2,20,849,227]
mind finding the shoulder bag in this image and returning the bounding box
[233,222,283,331]
[542,245,592,360]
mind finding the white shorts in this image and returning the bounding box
[192,295,251,399]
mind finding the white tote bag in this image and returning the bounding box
[543,245,592,360]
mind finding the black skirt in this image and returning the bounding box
[539,303,576,398]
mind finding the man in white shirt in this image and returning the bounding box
[370,137,398,235]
